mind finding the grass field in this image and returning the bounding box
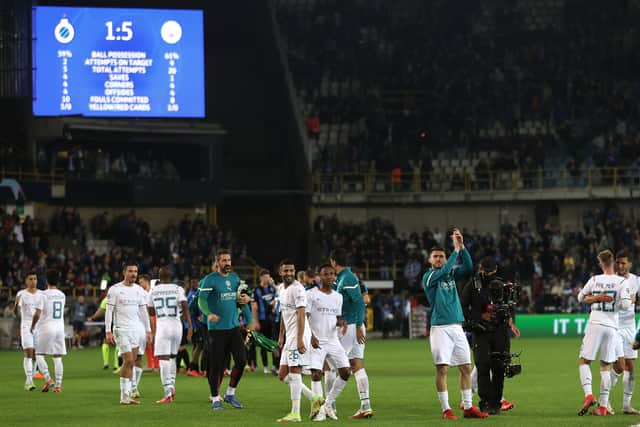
[0,337,636,426]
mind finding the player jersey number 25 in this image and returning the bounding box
[154,296,178,318]
[591,290,617,312]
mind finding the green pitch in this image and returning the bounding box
[0,338,631,426]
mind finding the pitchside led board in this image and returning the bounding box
[32,6,205,118]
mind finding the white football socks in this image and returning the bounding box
[327,376,347,403]
[579,364,592,396]
[23,358,33,383]
[289,373,302,414]
[354,369,371,410]
[437,391,450,412]
[599,370,611,408]
[36,355,51,382]
[53,357,63,387]
[311,380,323,398]
[623,370,634,409]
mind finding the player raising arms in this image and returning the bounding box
[307,264,352,421]
[13,271,41,391]
[105,261,152,405]
[148,267,193,403]
[31,269,67,393]
[577,249,631,416]
[423,229,488,420]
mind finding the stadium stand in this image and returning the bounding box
[277,0,640,190]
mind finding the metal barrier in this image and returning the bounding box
[313,166,640,194]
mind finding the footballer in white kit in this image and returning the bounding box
[16,287,42,351]
[577,249,632,417]
[149,281,188,357]
[105,262,152,405]
[107,282,150,354]
[615,272,640,359]
[607,251,640,415]
[30,270,67,392]
[306,287,349,371]
[14,272,41,390]
[578,273,630,363]
[280,279,312,368]
[34,288,67,356]
[147,268,193,403]
[276,260,314,423]
[305,264,353,421]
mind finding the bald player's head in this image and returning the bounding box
[158,267,172,284]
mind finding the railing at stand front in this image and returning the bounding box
[313,166,640,194]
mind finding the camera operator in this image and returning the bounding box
[461,257,520,414]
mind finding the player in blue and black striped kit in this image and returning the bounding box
[422,228,488,420]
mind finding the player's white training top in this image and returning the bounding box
[306,287,343,342]
[148,283,186,325]
[280,280,311,343]
[106,282,148,331]
[579,274,630,328]
[617,272,640,330]
[35,288,66,329]
[135,284,150,333]
[17,289,43,328]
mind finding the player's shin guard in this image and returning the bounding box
[289,373,303,414]
[599,370,611,408]
[354,369,371,410]
[133,366,143,389]
[53,357,63,387]
[120,377,131,401]
[610,369,621,390]
[579,364,592,396]
[170,357,177,391]
[324,369,336,395]
[327,377,347,402]
[36,355,51,381]
[159,359,171,396]
[312,380,323,398]
[623,370,634,409]
[23,358,33,383]
[470,366,478,394]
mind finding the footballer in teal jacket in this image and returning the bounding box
[422,248,472,326]
[336,267,366,327]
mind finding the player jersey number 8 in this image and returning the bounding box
[53,301,63,319]
[591,291,617,312]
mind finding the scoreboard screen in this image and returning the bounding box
[32,6,205,118]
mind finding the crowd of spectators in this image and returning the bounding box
[0,208,250,312]
[277,0,640,185]
[315,203,640,315]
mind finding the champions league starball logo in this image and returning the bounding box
[54,16,75,44]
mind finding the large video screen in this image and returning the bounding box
[32,6,205,118]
